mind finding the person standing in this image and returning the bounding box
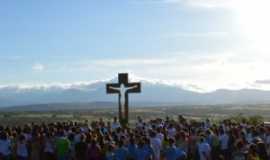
[143,138,154,160]
[43,133,56,160]
[30,132,42,160]
[112,117,121,131]
[163,138,186,160]
[219,130,229,160]
[55,131,70,160]
[114,140,129,160]
[128,138,137,160]
[150,131,162,160]
[198,137,211,160]
[247,144,260,160]
[16,135,29,160]
[0,132,11,160]
[87,139,102,160]
[74,134,88,160]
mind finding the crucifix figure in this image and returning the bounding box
[106,73,141,125]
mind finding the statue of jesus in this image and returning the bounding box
[109,83,138,108]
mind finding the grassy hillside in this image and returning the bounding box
[0,104,269,126]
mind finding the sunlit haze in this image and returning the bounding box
[0,0,269,92]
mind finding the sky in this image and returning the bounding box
[1,0,270,91]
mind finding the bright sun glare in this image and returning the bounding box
[236,0,270,52]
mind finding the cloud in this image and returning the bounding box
[92,51,270,91]
[132,0,235,8]
[50,52,227,90]
[32,63,45,72]
[92,58,174,67]
[185,0,234,8]
[166,32,229,38]
[21,47,270,92]
[255,80,270,84]
[0,80,103,91]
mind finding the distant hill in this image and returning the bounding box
[0,102,117,112]
[1,76,270,108]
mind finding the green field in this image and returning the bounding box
[0,104,269,126]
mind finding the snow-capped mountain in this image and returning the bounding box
[1,76,270,107]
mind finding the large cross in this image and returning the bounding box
[106,73,141,125]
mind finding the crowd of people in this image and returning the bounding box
[0,115,270,160]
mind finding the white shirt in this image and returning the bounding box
[0,139,11,156]
[111,122,121,130]
[168,128,176,139]
[150,137,162,160]
[136,122,144,129]
[157,133,164,142]
[219,134,229,150]
[198,142,211,160]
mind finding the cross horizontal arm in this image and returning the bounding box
[126,82,141,93]
[106,83,120,94]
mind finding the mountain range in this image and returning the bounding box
[1,76,270,108]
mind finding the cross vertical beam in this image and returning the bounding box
[106,73,141,126]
